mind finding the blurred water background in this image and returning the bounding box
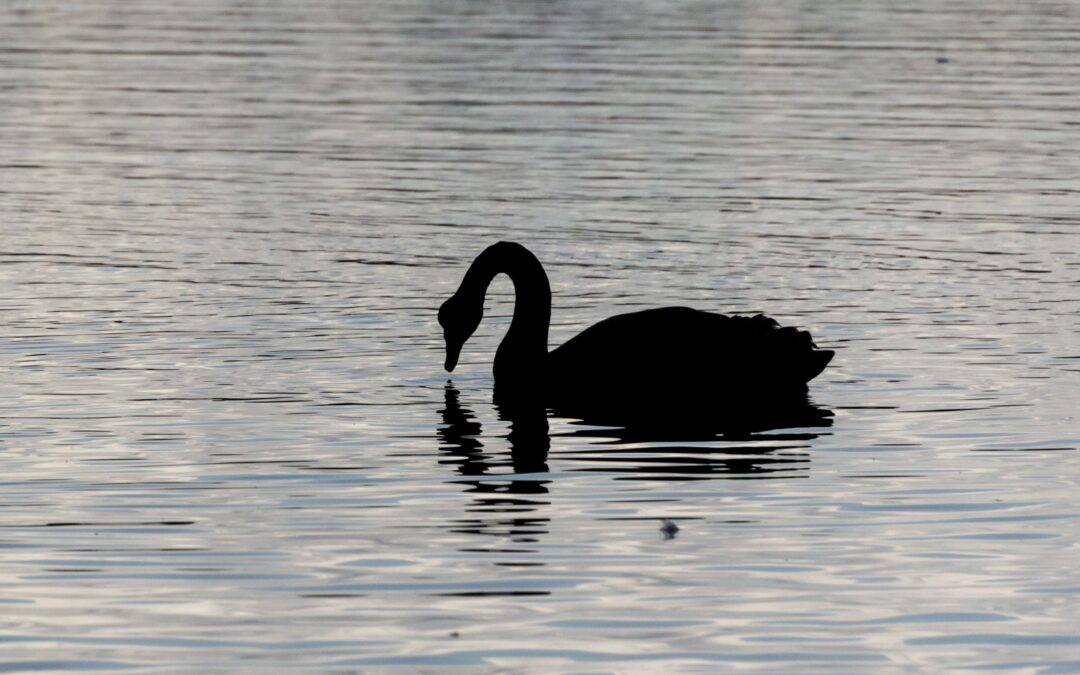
[2,0,1079,671]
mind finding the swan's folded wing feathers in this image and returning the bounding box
[548,307,829,389]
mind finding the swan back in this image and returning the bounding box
[546,307,833,407]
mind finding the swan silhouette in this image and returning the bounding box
[438,242,833,415]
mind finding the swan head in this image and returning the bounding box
[438,293,482,372]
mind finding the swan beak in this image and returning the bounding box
[444,338,462,372]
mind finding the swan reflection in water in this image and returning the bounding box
[436,381,832,574]
[438,381,832,486]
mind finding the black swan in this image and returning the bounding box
[438,242,833,415]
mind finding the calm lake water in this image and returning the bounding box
[3,0,1079,671]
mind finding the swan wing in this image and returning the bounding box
[548,307,832,393]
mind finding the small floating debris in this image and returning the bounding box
[660,519,679,540]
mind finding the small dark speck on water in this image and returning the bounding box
[660,519,680,540]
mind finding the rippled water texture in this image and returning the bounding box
[2,0,1079,671]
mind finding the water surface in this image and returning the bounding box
[2,0,1079,671]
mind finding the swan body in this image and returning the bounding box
[438,242,833,413]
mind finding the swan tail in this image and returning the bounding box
[802,349,834,383]
[763,321,833,384]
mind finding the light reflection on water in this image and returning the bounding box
[3,0,1080,670]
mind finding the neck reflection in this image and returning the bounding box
[437,382,551,551]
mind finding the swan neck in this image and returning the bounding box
[459,242,551,363]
